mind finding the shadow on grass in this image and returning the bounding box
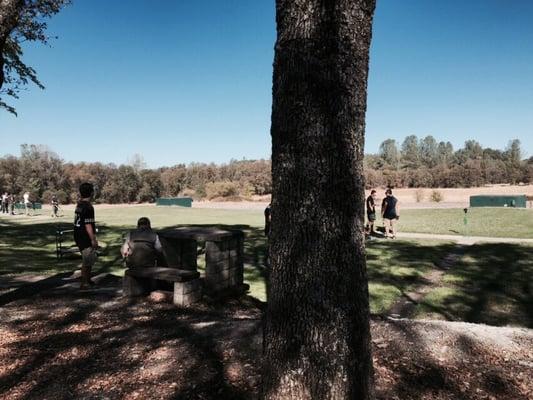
[416,243,533,328]
[0,220,269,305]
[2,218,530,327]
[365,240,456,314]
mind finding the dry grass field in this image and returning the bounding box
[190,184,533,210]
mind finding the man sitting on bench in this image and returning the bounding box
[121,217,163,268]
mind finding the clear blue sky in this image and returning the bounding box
[1,0,532,167]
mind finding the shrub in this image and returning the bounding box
[205,181,239,200]
[43,189,69,204]
[180,188,197,198]
[430,190,444,202]
[414,189,425,203]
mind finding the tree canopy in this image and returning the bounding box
[0,0,69,115]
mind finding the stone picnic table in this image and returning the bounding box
[123,227,246,306]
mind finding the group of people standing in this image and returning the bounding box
[1,192,33,215]
[366,188,400,239]
[262,189,399,242]
[1,192,15,214]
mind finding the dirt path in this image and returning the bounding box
[385,231,533,318]
[387,241,471,318]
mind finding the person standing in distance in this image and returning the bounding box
[381,188,400,239]
[264,203,272,238]
[23,192,32,215]
[74,183,98,289]
[51,195,59,218]
[366,190,377,234]
[1,192,7,214]
[8,193,15,215]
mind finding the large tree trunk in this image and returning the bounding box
[0,0,23,90]
[263,1,376,399]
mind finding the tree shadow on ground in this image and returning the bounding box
[0,287,262,400]
[0,220,125,276]
[373,319,528,399]
[365,240,456,314]
[415,243,533,328]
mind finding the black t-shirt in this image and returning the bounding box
[366,195,375,214]
[383,196,398,219]
[74,201,95,250]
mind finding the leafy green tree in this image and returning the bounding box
[138,169,163,202]
[419,135,438,168]
[379,138,400,169]
[400,135,420,168]
[436,141,454,166]
[506,139,522,164]
[101,165,140,203]
[160,164,188,196]
[0,0,70,115]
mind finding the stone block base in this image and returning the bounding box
[123,274,155,296]
[173,280,203,306]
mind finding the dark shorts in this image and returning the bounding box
[367,212,376,222]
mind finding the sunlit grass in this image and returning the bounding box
[2,205,531,323]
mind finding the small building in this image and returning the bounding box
[469,195,527,208]
[156,197,193,207]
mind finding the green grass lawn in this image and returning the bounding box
[0,206,450,313]
[1,205,531,323]
[414,242,533,328]
[397,207,533,238]
[366,239,455,313]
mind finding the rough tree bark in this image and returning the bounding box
[0,0,23,89]
[263,0,376,399]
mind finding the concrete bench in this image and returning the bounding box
[158,227,245,294]
[123,267,202,306]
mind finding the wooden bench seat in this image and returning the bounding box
[123,267,202,306]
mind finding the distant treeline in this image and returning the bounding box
[0,139,531,204]
[365,136,531,188]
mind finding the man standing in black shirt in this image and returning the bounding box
[74,183,98,289]
[366,190,377,234]
[381,188,400,239]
